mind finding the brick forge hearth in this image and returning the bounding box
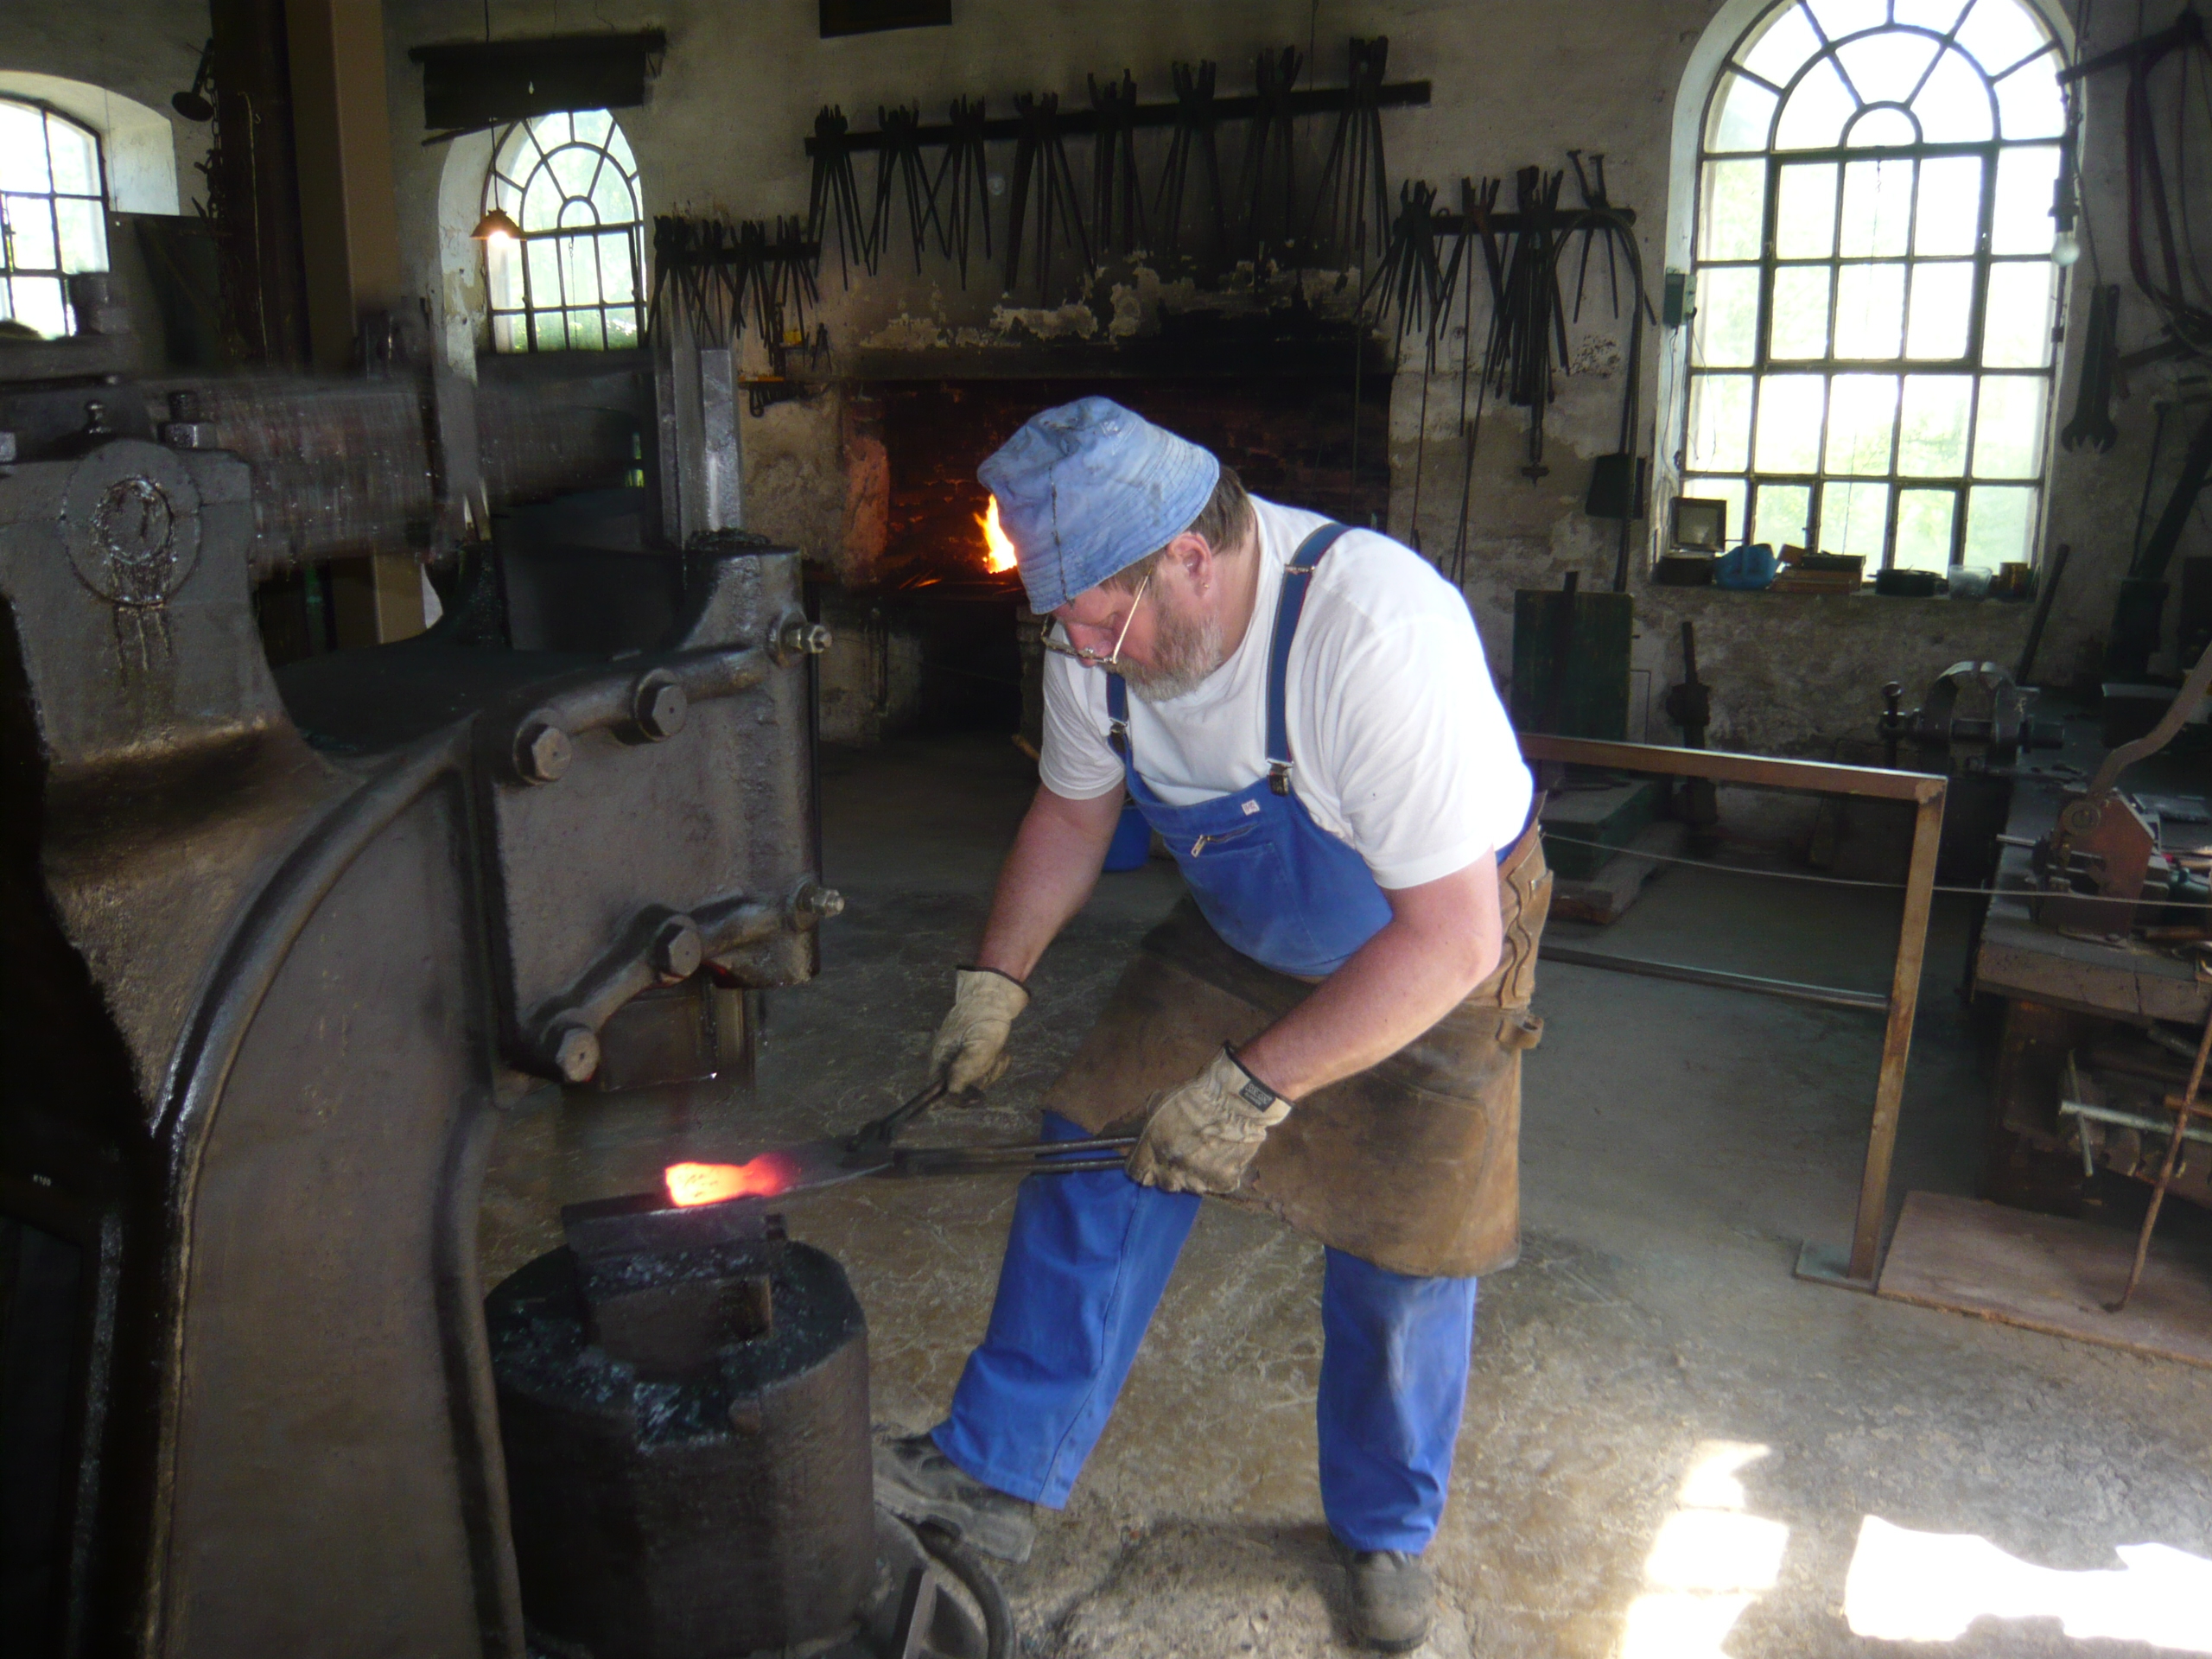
[814,365,1394,741]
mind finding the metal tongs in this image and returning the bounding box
[837,1078,1133,1180]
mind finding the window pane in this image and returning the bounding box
[4,195,57,270]
[532,112,573,149]
[1963,483,2037,565]
[531,308,569,351]
[1694,265,1759,365]
[1905,260,1974,357]
[1913,156,1983,255]
[1689,373,1755,471]
[567,308,606,350]
[1776,162,1839,257]
[1847,105,1921,146]
[0,103,50,194]
[1994,55,2065,138]
[605,122,638,173]
[1809,0,1889,40]
[1912,48,1996,141]
[607,305,641,347]
[550,144,599,202]
[1990,145,2060,253]
[1893,0,1971,32]
[1776,57,1859,149]
[493,311,526,353]
[1708,72,1781,151]
[1681,476,1750,544]
[561,234,602,306]
[45,115,98,196]
[1771,264,1833,357]
[1895,487,1959,570]
[1835,264,1906,357]
[1700,160,1767,260]
[1982,260,2054,365]
[54,196,105,273]
[1752,481,1812,549]
[1741,5,1823,85]
[1840,156,1914,255]
[1755,373,1827,471]
[590,161,637,226]
[1955,0,2050,77]
[488,239,525,309]
[1826,372,1900,474]
[527,237,563,307]
[572,108,613,148]
[1898,374,1974,474]
[1821,480,1891,558]
[1836,32,1939,104]
[520,174,564,232]
[598,231,636,304]
[10,274,67,336]
[1972,376,2046,476]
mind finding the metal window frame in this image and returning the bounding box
[0,98,110,338]
[483,113,647,355]
[1686,2,2063,573]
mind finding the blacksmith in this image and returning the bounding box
[876,397,1547,1652]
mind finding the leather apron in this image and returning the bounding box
[1044,524,1550,1277]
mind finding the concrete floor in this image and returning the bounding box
[482,734,2212,1659]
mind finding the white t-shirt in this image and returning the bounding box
[1039,497,1533,890]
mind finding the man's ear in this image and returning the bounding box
[1167,530,1212,589]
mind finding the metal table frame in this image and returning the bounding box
[1521,734,1948,1291]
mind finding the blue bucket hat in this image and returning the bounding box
[977,397,1221,613]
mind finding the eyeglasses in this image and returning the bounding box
[1040,570,1149,671]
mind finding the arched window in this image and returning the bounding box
[484,110,644,353]
[0,99,109,339]
[1684,0,2066,573]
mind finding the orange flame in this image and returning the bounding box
[664,1156,792,1207]
[977,497,1018,574]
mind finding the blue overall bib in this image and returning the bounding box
[934,525,1480,1553]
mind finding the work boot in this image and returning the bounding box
[873,1433,1038,1564]
[1344,1548,1434,1653]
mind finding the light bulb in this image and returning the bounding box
[2051,228,2081,268]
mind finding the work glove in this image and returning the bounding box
[1127,1046,1291,1195]
[927,967,1030,1095]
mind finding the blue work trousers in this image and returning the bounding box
[933,1114,1479,1554]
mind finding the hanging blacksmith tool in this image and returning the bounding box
[1305,36,1394,264]
[870,104,942,276]
[2061,283,2122,452]
[1241,45,1304,255]
[1154,60,1229,270]
[1005,91,1091,298]
[1447,175,1503,583]
[930,94,995,289]
[807,105,874,284]
[1362,180,1459,553]
[1089,70,1147,257]
[1664,621,1721,854]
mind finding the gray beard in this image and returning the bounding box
[1122,594,1226,703]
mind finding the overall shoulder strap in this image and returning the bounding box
[1105,671,1130,758]
[1265,522,1352,796]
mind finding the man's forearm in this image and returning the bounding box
[974,785,1124,981]
[1236,855,1503,1100]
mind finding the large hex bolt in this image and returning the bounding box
[793,882,846,925]
[632,674,688,741]
[549,1021,601,1084]
[516,717,574,785]
[652,915,704,980]
[779,621,833,658]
